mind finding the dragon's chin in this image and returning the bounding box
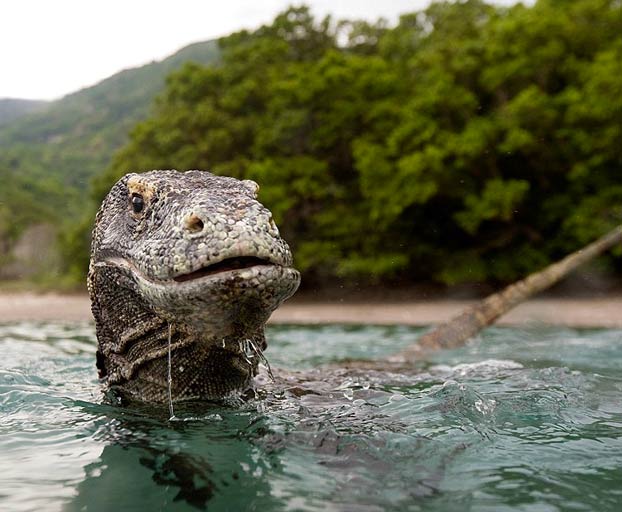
[136,263,301,334]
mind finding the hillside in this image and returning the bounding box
[0,99,49,127]
[0,40,220,193]
[0,39,220,282]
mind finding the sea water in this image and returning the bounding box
[1,321,621,511]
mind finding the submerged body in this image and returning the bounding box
[89,169,613,403]
[88,170,300,402]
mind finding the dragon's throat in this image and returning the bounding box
[108,328,265,403]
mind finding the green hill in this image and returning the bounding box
[0,99,49,127]
[0,40,220,192]
[0,40,220,283]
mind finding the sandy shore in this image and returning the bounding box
[0,292,621,328]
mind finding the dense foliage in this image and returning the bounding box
[91,0,621,287]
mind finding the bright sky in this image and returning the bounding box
[1,0,434,100]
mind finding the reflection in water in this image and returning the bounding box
[65,405,279,511]
[1,322,622,511]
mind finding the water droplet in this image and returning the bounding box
[474,398,497,415]
[167,323,175,420]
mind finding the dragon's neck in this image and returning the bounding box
[90,267,264,402]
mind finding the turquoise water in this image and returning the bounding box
[1,322,621,511]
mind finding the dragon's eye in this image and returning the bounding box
[131,193,144,214]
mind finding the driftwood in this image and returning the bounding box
[394,224,622,363]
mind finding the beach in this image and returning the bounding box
[0,292,621,328]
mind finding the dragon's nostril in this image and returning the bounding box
[185,213,205,233]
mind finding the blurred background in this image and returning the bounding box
[0,0,620,296]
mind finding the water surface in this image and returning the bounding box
[1,322,621,511]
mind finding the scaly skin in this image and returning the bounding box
[88,170,300,402]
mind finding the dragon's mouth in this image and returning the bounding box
[172,256,275,283]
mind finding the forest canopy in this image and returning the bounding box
[81,0,622,287]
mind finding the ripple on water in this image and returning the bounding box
[1,322,622,511]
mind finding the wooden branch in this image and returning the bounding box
[394,224,622,362]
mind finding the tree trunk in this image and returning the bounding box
[394,225,622,362]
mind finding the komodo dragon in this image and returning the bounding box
[88,170,300,402]
[89,169,622,403]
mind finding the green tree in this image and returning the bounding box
[80,0,622,288]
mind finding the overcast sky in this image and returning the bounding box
[0,0,440,100]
